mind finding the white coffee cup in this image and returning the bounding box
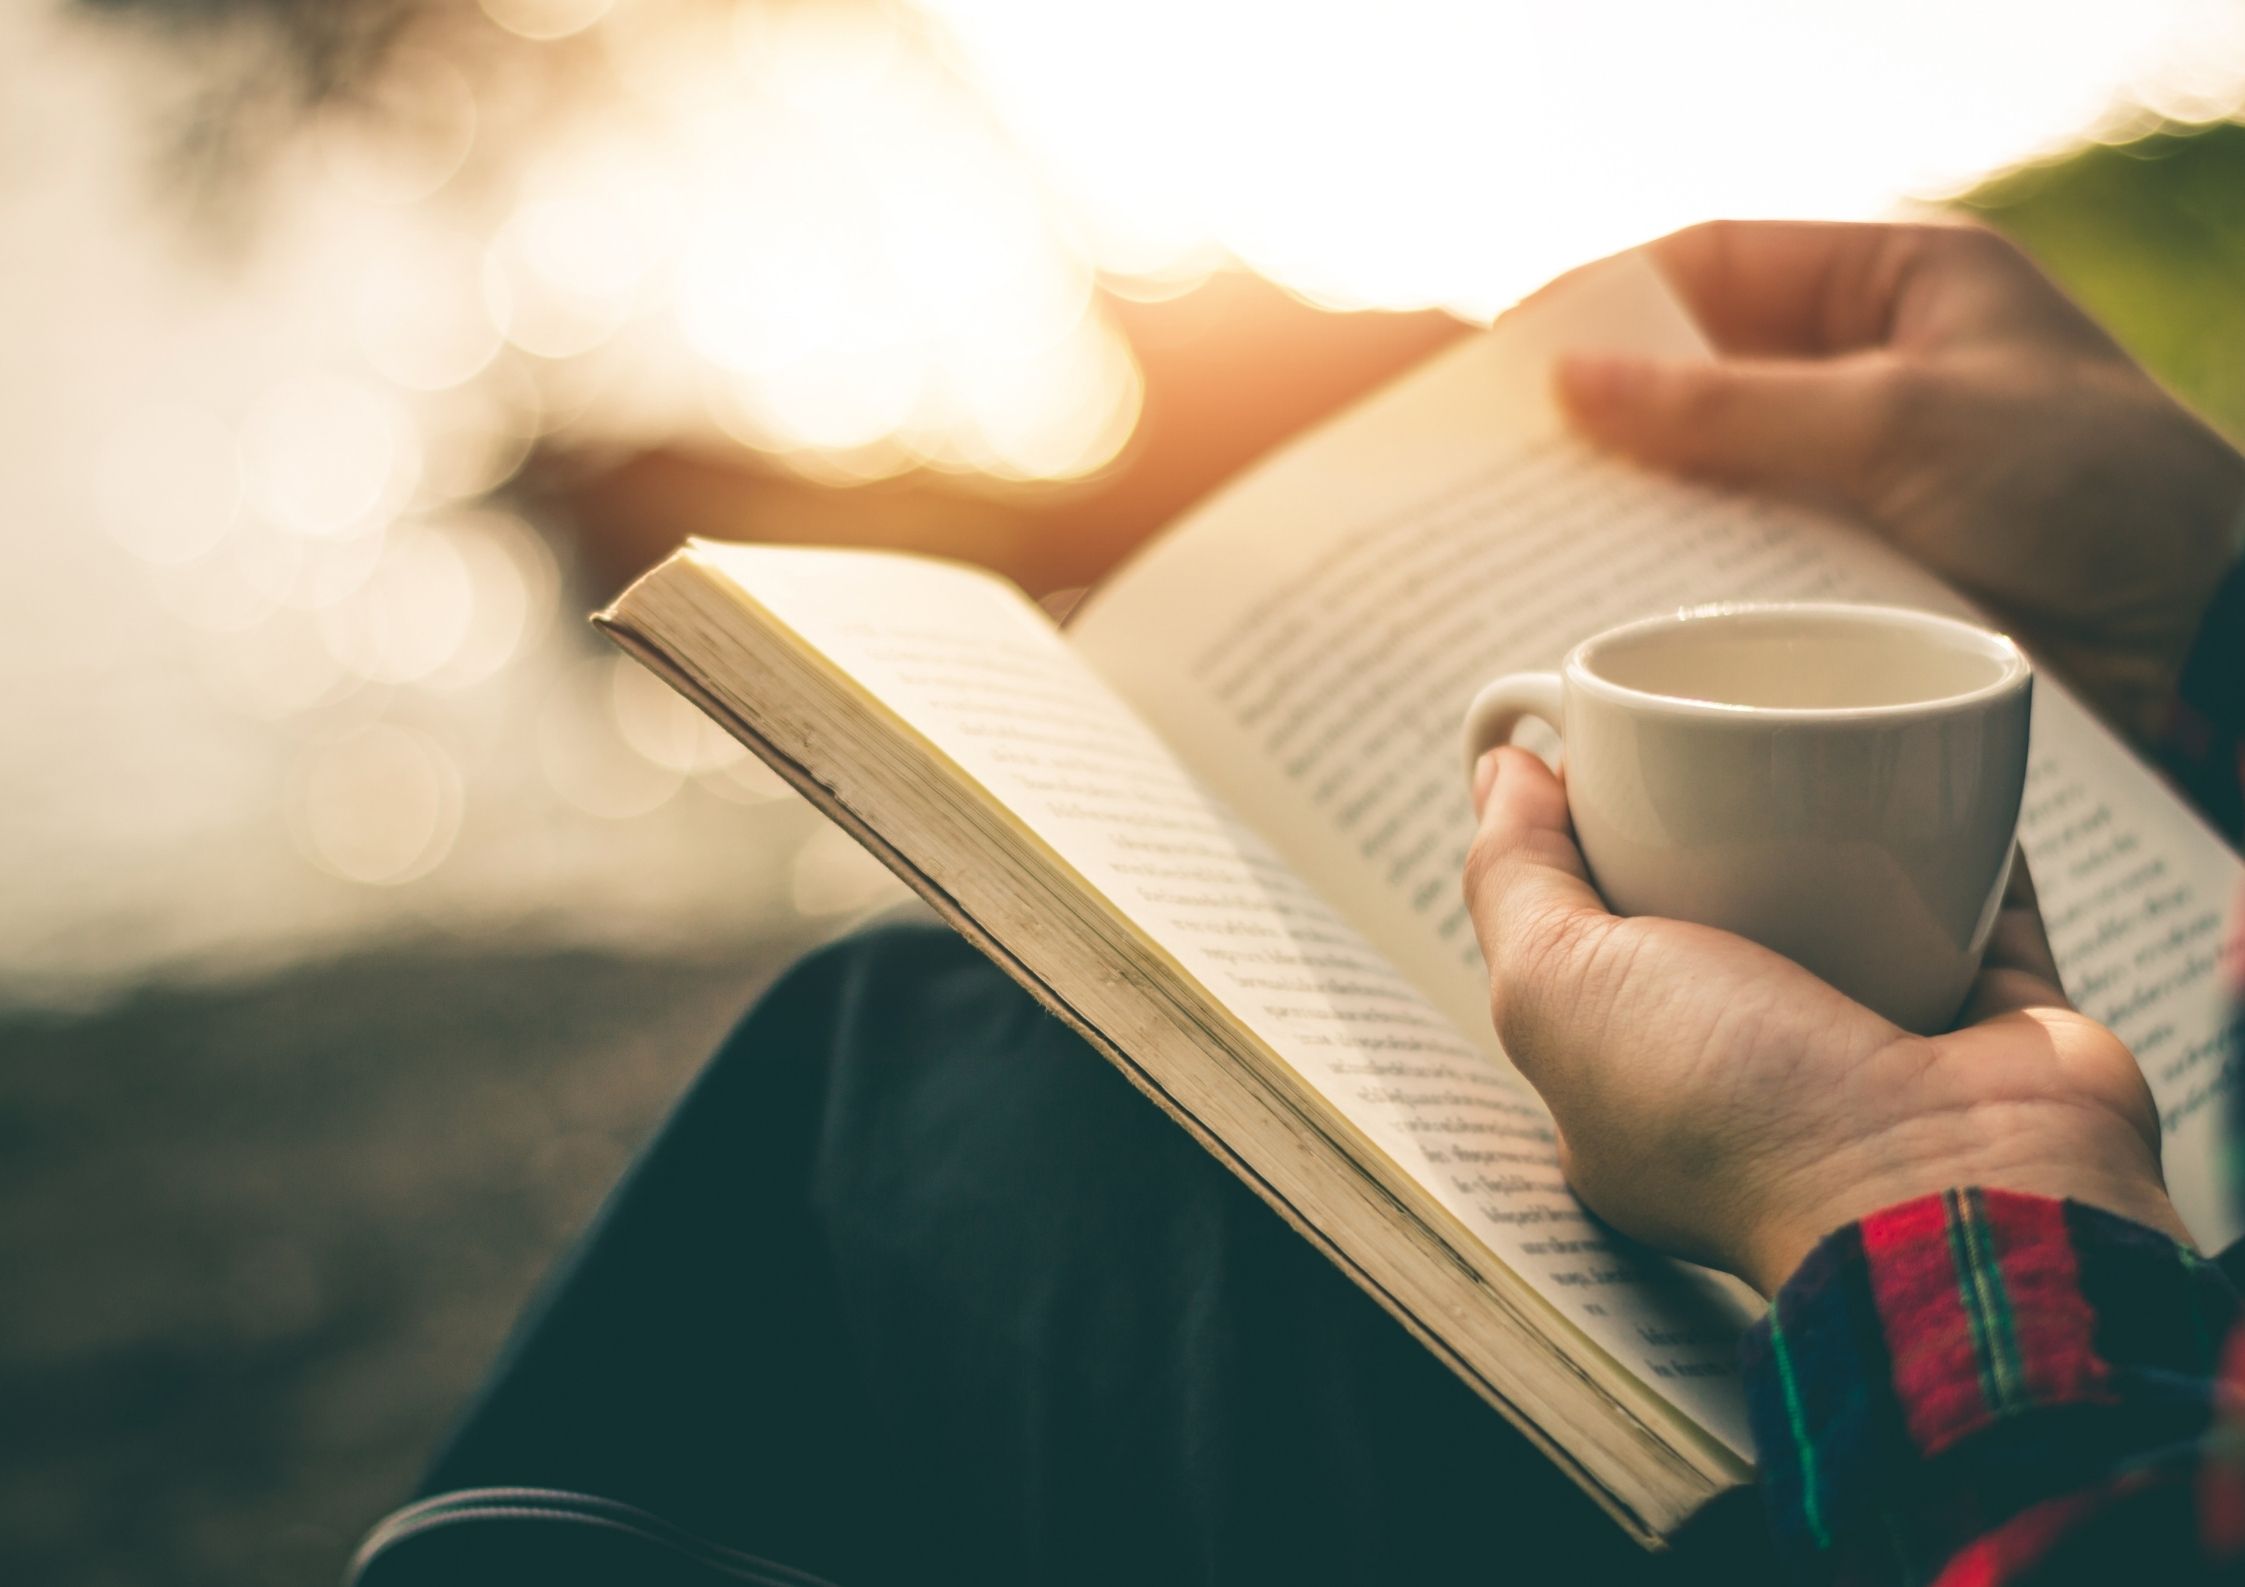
[1461,602,2033,1034]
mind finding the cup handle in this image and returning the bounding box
[1462,672,1565,785]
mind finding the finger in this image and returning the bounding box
[1472,746,1502,817]
[1961,853,2073,1021]
[1463,747,1603,927]
[1555,351,1902,501]
[1646,220,1925,356]
[1986,854,2063,984]
[1649,218,2111,363]
[1461,748,1613,1067]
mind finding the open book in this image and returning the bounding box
[597,254,2245,1546]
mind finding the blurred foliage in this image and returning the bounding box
[69,0,430,240]
[1961,121,2245,442]
[75,0,424,93]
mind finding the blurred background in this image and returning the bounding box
[6,2,2245,1582]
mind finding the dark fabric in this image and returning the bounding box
[2162,548,2245,843]
[357,918,1766,1585]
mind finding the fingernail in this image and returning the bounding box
[1556,355,1644,414]
[1472,748,1502,815]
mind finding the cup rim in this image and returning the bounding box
[1564,600,2032,722]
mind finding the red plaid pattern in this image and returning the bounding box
[1747,1193,2242,1583]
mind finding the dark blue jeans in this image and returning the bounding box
[352,918,1768,1585]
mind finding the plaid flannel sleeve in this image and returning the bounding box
[1743,1190,2245,1585]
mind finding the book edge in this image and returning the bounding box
[595,590,1719,1548]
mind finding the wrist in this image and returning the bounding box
[1740,1167,2188,1299]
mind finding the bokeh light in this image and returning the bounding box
[196,611,355,721]
[312,46,479,207]
[355,232,506,392]
[94,403,240,566]
[423,509,559,690]
[318,521,476,686]
[608,659,745,774]
[152,550,285,635]
[416,372,542,502]
[21,0,2245,985]
[537,656,689,819]
[104,0,2245,565]
[790,822,905,918]
[480,0,618,43]
[665,0,1139,482]
[287,723,465,885]
[239,375,417,541]
[484,189,652,361]
[229,514,384,613]
[703,751,793,806]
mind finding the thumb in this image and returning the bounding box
[1462,747,1612,1084]
[1556,351,1903,501]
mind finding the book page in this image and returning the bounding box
[1071,254,2245,1254]
[691,540,1757,1455]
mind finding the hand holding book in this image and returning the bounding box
[1554,221,2245,747]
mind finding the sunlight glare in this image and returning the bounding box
[922,0,2245,318]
